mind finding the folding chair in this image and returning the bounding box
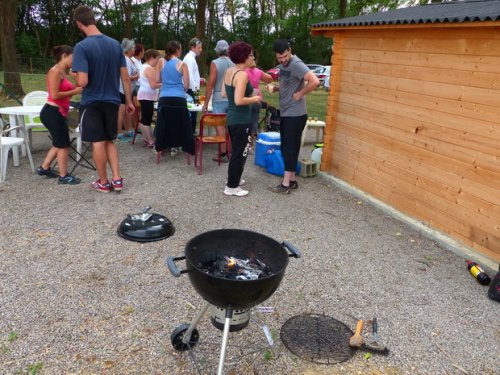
[67,105,95,174]
[48,106,96,175]
[264,105,280,132]
[68,125,95,175]
[257,101,268,131]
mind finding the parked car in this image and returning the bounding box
[266,65,280,81]
[313,65,331,86]
[306,63,324,71]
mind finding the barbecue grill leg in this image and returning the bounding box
[217,309,233,375]
[182,302,210,345]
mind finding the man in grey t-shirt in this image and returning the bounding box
[267,39,319,194]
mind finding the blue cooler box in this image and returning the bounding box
[255,132,281,167]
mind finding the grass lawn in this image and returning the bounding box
[1,72,329,120]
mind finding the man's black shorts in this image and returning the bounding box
[79,102,119,142]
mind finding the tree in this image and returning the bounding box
[117,0,133,38]
[196,0,208,76]
[339,0,347,18]
[1,0,24,97]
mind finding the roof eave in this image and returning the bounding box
[311,20,500,36]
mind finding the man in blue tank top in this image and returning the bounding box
[72,5,134,193]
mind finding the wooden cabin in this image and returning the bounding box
[311,0,500,263]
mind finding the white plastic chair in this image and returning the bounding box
[23,91,47,127]
[23,91,48,148]
[0,125,35,182]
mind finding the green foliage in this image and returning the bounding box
[9,0,415,79]
[27,362,43,375]
[261,83,328,120]
[349,0,409,16]
[16,33,38,58]
[7,331,18,342]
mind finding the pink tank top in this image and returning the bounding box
[47,76,74,117]
[245,67,263,97]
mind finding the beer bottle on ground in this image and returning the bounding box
[466,260,491,286]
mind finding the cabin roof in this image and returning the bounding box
[311,0,500,29]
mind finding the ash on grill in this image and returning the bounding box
[198,256,271,280]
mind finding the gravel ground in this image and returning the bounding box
[0,132,498,375]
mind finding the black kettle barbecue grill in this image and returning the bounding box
[167,229,301,375]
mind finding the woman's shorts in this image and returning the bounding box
[40,104,70,148]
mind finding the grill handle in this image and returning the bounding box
[166,256,188,277]
[282,241,301,258]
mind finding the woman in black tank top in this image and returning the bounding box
[222,41,261,197]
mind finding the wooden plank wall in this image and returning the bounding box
[322,27,500,261]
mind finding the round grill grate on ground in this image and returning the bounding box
[280,314,355,364]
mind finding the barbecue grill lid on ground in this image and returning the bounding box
[117,207,174,242]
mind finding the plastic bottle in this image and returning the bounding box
[311,147,323,165]
[466,261,491,285]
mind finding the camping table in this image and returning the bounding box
[0,105,40,171]
[301,119,326,148]
[154,103,212,112]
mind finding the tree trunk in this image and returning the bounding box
[152,0,160,49]
[124,0,132,38]
[339,0,347,18]
[195,0,207,77]
[0,0,24,97]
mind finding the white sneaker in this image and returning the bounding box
[224,186,249,197]
[170,148,179,156]
[226,179,246,186]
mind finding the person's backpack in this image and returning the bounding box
[265,106,280,132]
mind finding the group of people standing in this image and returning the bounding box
[35,4,319,196]
[204,38,319,197]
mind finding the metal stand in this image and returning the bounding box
[182,302,210,346]
[172,303,278,375]
[217,309,233,375]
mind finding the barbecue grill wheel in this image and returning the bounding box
[171,323,200,351]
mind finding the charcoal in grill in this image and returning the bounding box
[198,255,272,280]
